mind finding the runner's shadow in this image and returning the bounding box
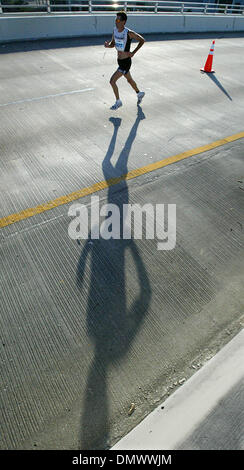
[205,73,232,101]
[77,107,152,449]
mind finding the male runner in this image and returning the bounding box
[104,11,145,110]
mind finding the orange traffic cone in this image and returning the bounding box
[200,40,215,73]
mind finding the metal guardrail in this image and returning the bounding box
[0,0,244,16]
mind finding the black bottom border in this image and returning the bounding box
[0,450,242,466]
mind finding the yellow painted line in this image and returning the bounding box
[1,131,244,229]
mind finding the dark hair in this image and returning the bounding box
[117,11,127,23]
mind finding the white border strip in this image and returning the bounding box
[112,329,244,450]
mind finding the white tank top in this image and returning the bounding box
[113,26,130,52]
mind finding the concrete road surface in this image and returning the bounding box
[112,329,244,450]
[0,32,244,450]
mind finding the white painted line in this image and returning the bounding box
[0,88,95,107]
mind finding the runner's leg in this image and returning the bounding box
[125,71,145,104]
[110,70,123,100]
[125,71,139,94]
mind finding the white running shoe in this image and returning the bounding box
[110,99,122,110]
[137,91,145,104]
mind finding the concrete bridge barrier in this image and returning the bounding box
[0,13,244,43]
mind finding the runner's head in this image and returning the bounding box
[116,11,127,26]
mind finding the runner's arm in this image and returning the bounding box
[129,31,145,56]
[104,34,115,48]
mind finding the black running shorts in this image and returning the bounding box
[117,57,132,75]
